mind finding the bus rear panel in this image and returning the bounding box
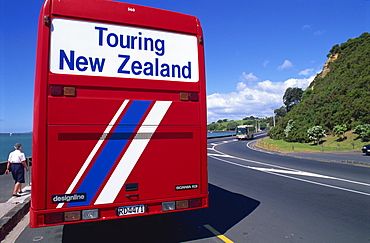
[31,0,208,228]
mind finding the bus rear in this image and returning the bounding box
[31,0,208,227]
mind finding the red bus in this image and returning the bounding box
[31,0,208,228]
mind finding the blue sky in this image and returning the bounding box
[0,0,369,132]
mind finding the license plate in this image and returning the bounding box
[117,205,145,216]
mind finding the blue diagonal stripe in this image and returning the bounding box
[68,100,152,207]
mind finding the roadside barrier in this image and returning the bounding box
[0,157,32,176]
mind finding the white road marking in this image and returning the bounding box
[207,153,234,158]
[262,170,370,196]
[248,167,335,179]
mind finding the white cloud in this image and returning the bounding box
[299,68,322,77]
[278,60,294,70]
[284,77,314,88]
[236,82,247,91]
[314,30,325,35]
[239,72,259,82]
[299,68,315,76]
[207,75,315,123]
[302,24,312,30]
[302,24,325,36]
[262,60,270,67]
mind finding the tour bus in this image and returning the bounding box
[31,0,208,227]
[235,125,255,140]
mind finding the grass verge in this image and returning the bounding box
[256,131,367,153]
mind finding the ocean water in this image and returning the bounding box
[207,132,235,138]
[0,133,32,162]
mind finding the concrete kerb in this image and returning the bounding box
[0,189,31,241]
[0,158,32,241]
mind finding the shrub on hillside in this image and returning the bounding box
[307,126,326,145]
[354,124,370,141]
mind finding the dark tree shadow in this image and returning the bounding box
[310,140,327,146]
[335,136,347,142]
[62,184,260,243]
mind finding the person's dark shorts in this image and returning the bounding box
[10,163,25,183]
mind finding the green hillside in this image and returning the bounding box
[268,32,370,142]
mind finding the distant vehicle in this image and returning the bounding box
[362,145,370,155]
[236,125,255,140]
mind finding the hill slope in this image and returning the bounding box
[269,32,370,142]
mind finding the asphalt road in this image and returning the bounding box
[208,136,370,242]
[6,135,370,242]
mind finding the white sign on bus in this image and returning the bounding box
[50,19,199,82]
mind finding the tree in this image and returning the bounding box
[327,44,341,57]
[283,87,303,112]
[274,106,287,118]
[307,126,326,145]
[227,122,239,131]
[333,124,347,140]
[207,123,217,131]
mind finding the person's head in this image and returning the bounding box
[14,143,22,150]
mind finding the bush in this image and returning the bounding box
[354,124,370,141]
[268,125,285,140]
[333,124,347,140]
[307,126,326,145]
[284,120,295,138]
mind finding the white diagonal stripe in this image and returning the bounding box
[57,100,129,208]
[94,101,172,205]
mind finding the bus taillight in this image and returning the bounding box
[162,198,204,212]
[45,212,63,224]
[50,86,76,97]
[44,209,99,224]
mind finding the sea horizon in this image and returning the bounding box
[0,133,33,162]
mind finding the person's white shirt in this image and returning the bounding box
[8,150,26,163]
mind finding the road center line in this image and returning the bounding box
[203,224,234,243]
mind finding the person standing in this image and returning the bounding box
[5,143,29,197]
